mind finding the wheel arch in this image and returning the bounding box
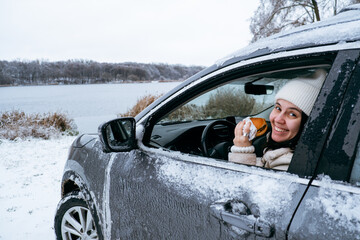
[62,179,80,197]
[58,170,105,240]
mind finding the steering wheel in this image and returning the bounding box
[201,120,236,159]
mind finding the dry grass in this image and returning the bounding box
[118,88,264,122]
[0,111,78,140]
[119,94,162,117]
[163,88,256,122]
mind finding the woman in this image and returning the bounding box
[229,69,327,171]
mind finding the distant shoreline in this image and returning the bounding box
[0,60,204,87]
[0,79,182,88]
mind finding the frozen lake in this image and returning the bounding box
[0,82,180,133]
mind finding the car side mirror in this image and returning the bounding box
[98,117,137,152]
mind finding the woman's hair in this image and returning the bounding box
[265,112,308,151]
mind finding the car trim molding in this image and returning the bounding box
[102,153,117,240]
[311,178,360,194]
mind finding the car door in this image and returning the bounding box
[106,146,310,239]
[288,54,360,239]
[103,52,351,240]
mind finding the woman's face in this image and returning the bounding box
[269,99,302,143]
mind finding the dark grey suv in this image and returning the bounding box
[55,4,360,240]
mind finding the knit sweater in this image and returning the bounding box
[228,147,293,171]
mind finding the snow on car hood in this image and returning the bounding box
[216,6,360,67]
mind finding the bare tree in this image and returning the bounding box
[250,0,360,42]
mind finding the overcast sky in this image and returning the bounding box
[0,0,259,66]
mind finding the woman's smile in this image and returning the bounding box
[274,126,288,132]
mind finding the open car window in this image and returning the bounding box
[150,66,330,160]
[158,76,282,124]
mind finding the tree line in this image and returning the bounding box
[0,60,205,86]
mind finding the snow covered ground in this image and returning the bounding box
[0,82,179,239]
[0,136,76,239]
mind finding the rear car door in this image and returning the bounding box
[288,50,360,239]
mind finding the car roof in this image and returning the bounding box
[135,4,360,122]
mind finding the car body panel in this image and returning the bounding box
[288,178,360,239]
[62,137,111,235]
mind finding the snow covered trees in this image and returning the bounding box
[250,0,360,42]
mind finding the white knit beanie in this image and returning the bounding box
[275,69,327,116]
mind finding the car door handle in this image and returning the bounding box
[210,201,273,238]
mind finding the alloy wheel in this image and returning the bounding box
[61,206,98,240]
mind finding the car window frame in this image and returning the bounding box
[313,51,360,182]
[288,49,360,178]
[141,51,338,177]
[350,141,360,185]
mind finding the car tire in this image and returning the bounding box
[54,191,101,240]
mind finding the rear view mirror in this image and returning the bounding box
[98,117,137,152]
[245,83,274,95]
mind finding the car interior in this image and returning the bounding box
[149,66,330,161]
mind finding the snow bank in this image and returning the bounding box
[0,136,76,239]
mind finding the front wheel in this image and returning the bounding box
[54,191,101,240]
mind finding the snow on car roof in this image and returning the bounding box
[216,4,360,67]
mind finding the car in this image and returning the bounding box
[54,4,360,240]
